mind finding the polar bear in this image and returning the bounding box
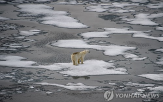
[71,50,90,66]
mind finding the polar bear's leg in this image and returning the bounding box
[78,57,81,64]
[73,60,75,65]
[75,59,78,66]
[81,56,84,64]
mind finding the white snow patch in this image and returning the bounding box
[0,55,128,76]
[126,82,155,87]
[124,53,147,61]
[148,86,163,92]
[109,9,135,13]
[86,5,108,12]
[57,0,84,5]
[59,60,127,76]
[80,32,109,39]
[147,2,163,8]
[2,43,28,48]
[112,2,138,8]
[123,13,163,25]
[138,74,163,81]
[156,57,163,65]
[0,16,9,20]
[52,39,135,56]
[156,27,163,31]
[20,29,41,36]
[80,28,163,41]
[86,3,137,12]
[36,82,97,90]
[35,0,51,3]
[17,4,88,28]
[155,49,163,52]
[130,0,149,3]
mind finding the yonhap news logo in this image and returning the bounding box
[104,90,114,101]
[104,90,159,101]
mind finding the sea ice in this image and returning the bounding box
[20,29,41,36]
[126,82,154,87]
[156,57,163,65]
[0,55,128,76]
[109,9,135,13]
[148,86,163,92]
[138,74,163,81]
[156,27,163,31]
[80,28,163,41]
[36,82,97,90]
[155,49,163,52]
[147,2,163,8]
[59,60,128,76]
[123,13,163,25]
[86,5,108,12]
[51,39,136,56]
[17,4,88,28]
[130,0,149,3]
[0,16,9,20]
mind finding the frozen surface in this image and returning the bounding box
[156,27,163,31]
[20,29,41,36]
[138,74,163,81]
[86,3,138,12]
[112,2,138,8]
[147,2,163,8]
[0,55,128,76]
[86,5,108,12]
[59,60,127,76]
[80,28,163,41]
[126,82,154,87]
[155,49,163,52]
[0,16,9,20]
[130,0,149,3]
[17,4,88,28]
[109,9,135,13]
[36,82,97,90]
[148,86,163,92]
[52,39,136,56]
[156,57,163,65]
[123,13,163,25]
[80,32,109,39]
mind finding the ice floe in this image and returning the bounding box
[86,3,137,13]
[35,0,51,3]
[156,57,163,65]
[17,4,88,28]
[86,5,108,12]
[20,29,41,36]
[59,60,127,76]
[138,74,163,81]
[109,9,135,13]
[36,82,97,90]
[112,2,138,8]
[147,86,163,92]
[57,0,84,5]
[155,49,163,52]
[130,0,149,3]
[51,39,135,56]
[147,2,163,8]
[123,13,163,25]
[0,16,9,20]
[126,82,155,87]
[123,53,147,61]
[156,27,163,31]
[80,28,163,41]
[52,39,147,60]
[0,55,128,76]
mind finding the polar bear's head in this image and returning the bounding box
[84,50,90,53]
